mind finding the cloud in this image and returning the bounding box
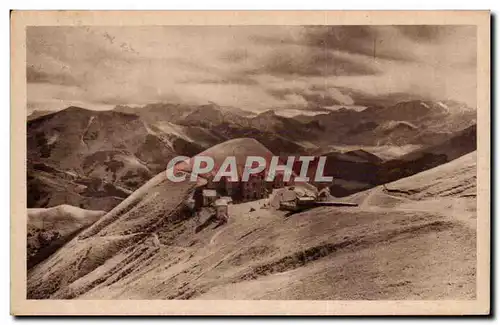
[395,25,476,43]
[219,49,250,63]
[266,82,354,109]
[26,25,477,113]
[26,66,80,87]
[252,45,381,77]
[254,26,414,62]
[302,26,417,62]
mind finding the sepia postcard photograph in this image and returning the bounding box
[10,10,490,315]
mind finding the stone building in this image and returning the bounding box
[214,198,229,223]
[202,189,218,206]
[199,168,294,204]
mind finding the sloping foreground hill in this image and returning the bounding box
[197,152,476,300]
[350,151,477,218]
[27,205,106,269]
[27,147,476,300]
[27,168,198,299]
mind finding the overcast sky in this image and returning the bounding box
[26,25,477,114]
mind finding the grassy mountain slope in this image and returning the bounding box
[27,142,476,300]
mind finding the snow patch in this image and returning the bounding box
[437,101,450,113]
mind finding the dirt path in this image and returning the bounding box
[360,187,476,229]
[364,199,476,230]
[359,187,378,208]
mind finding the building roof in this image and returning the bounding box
[202,189,217,197]
[214,198,229,207]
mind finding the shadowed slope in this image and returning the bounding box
[27,205,106,269]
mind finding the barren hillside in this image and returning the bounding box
[27,145,476,300]
[27,107,205,210]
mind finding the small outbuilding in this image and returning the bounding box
[318,187,331,201]
[214,198,229,223]
[219,196,233,204]
[202,189,218,206]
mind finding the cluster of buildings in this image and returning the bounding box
[203,171,291,205]
[185,170,294,215]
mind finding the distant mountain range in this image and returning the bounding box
[27,110,54,121]
[27,99,476,209]
[114,100,475,151]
